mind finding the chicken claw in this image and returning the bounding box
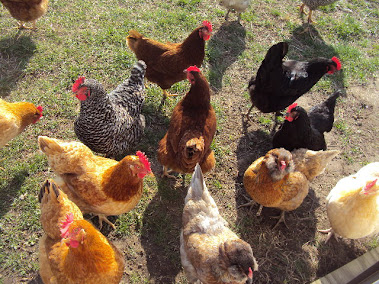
[97,214,116,230]
[318,228,338,243]
[161,166,176,179]
[163,90,180,98]
[271,211,289,229]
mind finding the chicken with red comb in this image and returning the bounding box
[246,41,342,120]
[242,148,338,228]
[39,180,125,283]
[38,135,152,229]
[127,21,212,98]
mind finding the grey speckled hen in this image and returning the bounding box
[73,60,147,159]
[300,0,339,23]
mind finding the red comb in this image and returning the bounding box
[37,105,43,114]
[72,76,85,92]
[331,57,341,70]
[363,179,378,195]
[60,213,74,238]
[136,151,151,172]
[248,267,253,278]
[202,21,212,32]
[287,103,298,113]
[186,66,201,73]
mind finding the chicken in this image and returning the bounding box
[246,41,341,120]
[39,180,125,284]
[242,148,339,228]
[0,0,48,29]
[157,66,216,178]
[272,91,340,151]
[300,0,339,23]
[72,60,147,159]
[126,21,212,98]
[38,136,152,229]
[0,98,42,148]
[219,0,251,22]
[319,163,379,242]
[180,164,258,284]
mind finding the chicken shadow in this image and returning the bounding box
[140,172,188,283]
[0,34,36,97]
[316,237,367,280]
[0,169,28,219]
[287,24,345,93]
[207,21,246,92]
[233,130,321,283]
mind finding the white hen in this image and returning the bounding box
[219,0,251,22]
[320,162,379,242]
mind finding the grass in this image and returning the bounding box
[0,0,378,283]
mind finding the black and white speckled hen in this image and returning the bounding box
[272,91,340,151]
[300,0,339,23]
[73,60,147,159]
[246,42,341,119]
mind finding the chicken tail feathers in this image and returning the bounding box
[38,179,59,203]
[264,41,288,65]
[186,164,206,201]
[129,60,147,85]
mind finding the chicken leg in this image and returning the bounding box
[271,211,289,229]
[97,214,116,230]
[318,228,338,243]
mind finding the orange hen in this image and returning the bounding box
[38,136,152,229]
[126,21,212,98]
[243,148,338,228]
[39,180,125,284]
[157,66,216,178]
[0,98,42,148]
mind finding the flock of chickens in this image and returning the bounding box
[1,0,378,283]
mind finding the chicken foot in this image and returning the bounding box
[162,166,176,179]
[318,228,338,243]
[238,196,263,216]
[163,89,180,98]
[97,214,116,230]
[271,211,289,229]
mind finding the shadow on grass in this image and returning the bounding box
[140,174,187,283]
[207,21,246,92]
[233,129,321,283]
[287,24,345,93]
[0,169,28,218]
[0,34,36,97]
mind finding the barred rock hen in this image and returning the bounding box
[73,60,146,159]
[38,136,152,229]
[273,91,340,151]
[0,98,42,148]
[242,148,339,228]
[39,180,125,284]
[127,21,212,98]
[157,66,216,178]
[246,42,341,119]
[300,0,339,23]
[0,0,48,29]
[319,163,379,242]
[181,164,258,283]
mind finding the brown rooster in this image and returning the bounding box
[38,136,152,229]
[0,0,48,29]
[126,21,212,98]
[39,180,125,284]
[0,98,42,148]
[157,66,216,178]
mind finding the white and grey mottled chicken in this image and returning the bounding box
[319,162,379,242]
[72,60,146,159]
[300,0,339,23]
[180,164,258,284]
[219,0,251,22]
